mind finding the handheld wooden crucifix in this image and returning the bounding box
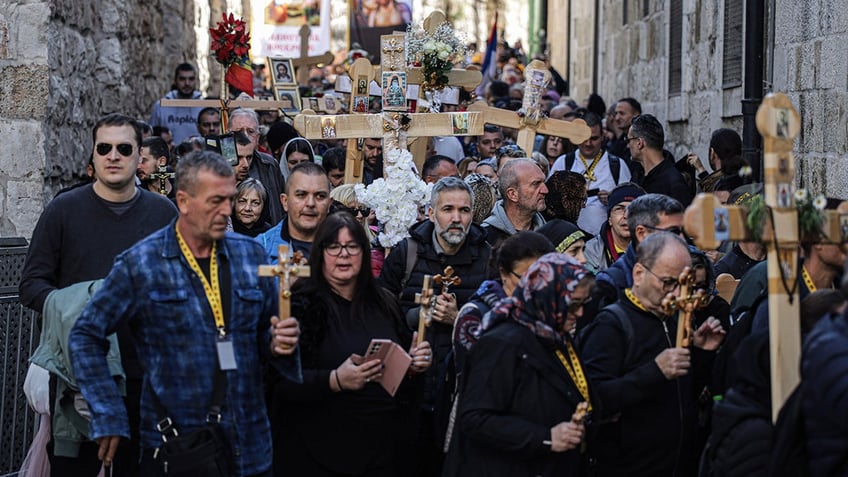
[257,245,310,321]
[683,92,848,419]
[413,266,463,346]
[659,266,709,347]
[149,164,175,196]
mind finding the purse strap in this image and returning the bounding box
[153,370,228,440]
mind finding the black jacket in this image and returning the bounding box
[443,321,588,477]
[640,157,694,207]
[578,299,713,477]
[248,151,286,226]
[704,332,772,477]
[801,310,848,476]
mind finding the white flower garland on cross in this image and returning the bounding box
[355,148,432,248]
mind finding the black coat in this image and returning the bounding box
[443,321,588,477]
[640,157,694,207]
[801,310,848,476]
[377,220,491,409]
[578,299,713,477]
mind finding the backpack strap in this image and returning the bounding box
[600,302,637,372]
[609,154,621,184]
[564,151,576,172]
[398,239,419,298]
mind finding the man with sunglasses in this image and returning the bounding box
[583,193,687,328]
[549,111,632,235]
[20,113,178,476]
[579,232,725,477]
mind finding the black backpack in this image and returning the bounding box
[711,291,768,398]
[767,385,810,477]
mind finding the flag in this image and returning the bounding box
[226,58,254,97]
[474,13,498,98]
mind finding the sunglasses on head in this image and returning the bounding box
[96,143,134,157]
[346,206,371,216]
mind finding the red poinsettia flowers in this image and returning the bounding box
[210,13,251,66]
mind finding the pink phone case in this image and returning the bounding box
[361,339,411,396]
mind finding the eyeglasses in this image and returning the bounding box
[96,143,134,157]
[344,206,371,217]
[643,224,685,237]
[567,297,592,314]
[642,265,681,293]
[325,242,363,256]
[626,136,641,142]
[509,270,523,280]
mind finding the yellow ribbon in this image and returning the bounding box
[175,225,225,336]
[555,343,592,412]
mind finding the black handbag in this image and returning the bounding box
[151,371,233,476]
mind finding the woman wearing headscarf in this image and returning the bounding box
[444,253,596,477]
[279,137,316,182]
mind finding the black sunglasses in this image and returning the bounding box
[344,206,371,217]
[96,143,134,157]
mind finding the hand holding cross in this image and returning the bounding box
[258,245,310,321]
[149,165,175,196]
[659,266,709,347]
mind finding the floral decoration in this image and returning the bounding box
[210,13,251,67]
[406,21,467,92]
[744,187,826,244]
[355,148,431,248]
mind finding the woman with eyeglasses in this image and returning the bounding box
[444,253,596,477]
[268,212,432,476]
[231,178,271,237]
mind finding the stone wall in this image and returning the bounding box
[0,0,209,240]
[558,0,846,195]
[774,0,848,198]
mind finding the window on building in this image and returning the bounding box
[623,0,629,25]
[643,0,651,17]
[668,0,683,96]
[722,0,744,88]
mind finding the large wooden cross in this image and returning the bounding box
[466,59,592,155]
[683,92,847,419]
[160,98,294,133]
[257,245,310,321]
[291,24,334,86]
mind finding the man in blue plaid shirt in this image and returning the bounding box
[70,151,301,476]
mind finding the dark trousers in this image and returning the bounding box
[47,376,141,477]
[412,410,446,477]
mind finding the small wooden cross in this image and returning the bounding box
[149,164,175,196]
[683,92,848,419]
[414,275,435,345]
[658,266,709,347]
[433,265,462,295]
[257,245,310,320]
[291,24,335,86]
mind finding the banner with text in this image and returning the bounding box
[252,0,332,58]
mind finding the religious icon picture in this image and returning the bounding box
[269,58,295,85]
[324,95,339,113]
[353,95,369,113]
[321,117,337,139]
[307,97,320,111]
[777,183,791,208]
[382,71,407,111]
[840,214,848,243]
[274,87,301,113]
[714,208,729,242]
[451,113,469,135]
[356,76,369,95]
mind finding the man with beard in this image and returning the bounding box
[482,158,548,248]
[361,137,383,185]
[138,136,174,198]
[256,162,331,262]
[149,63,205,144]
[378,177,492,476]
[233,131,254,184]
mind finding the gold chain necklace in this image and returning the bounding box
[578,149,603,183]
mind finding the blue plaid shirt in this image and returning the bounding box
[70,221,301,476]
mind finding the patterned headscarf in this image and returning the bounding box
[485,252,594,348]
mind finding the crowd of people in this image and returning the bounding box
[17,42,848,477]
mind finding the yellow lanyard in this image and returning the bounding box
[625,288,648,312]
[175,226,226,336]
[801,266,816,293]
[578,150,603,183]
[555,342,592,412]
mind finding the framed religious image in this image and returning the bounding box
[451,113,469,135]
[356,75,369,95]
[776,108,789,138]
[306,97,320,111]
[382,71,407,111]
[274,87,301,113]
[268,57,295,85]
[353,95,369,113]
[777,183,791,208]
[714,208,729,242]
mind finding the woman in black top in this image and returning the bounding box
[269,212,432,476]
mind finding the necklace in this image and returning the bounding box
[578,150,603,183]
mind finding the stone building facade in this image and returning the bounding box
[548,0,848,198]
[0,0,220,240]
